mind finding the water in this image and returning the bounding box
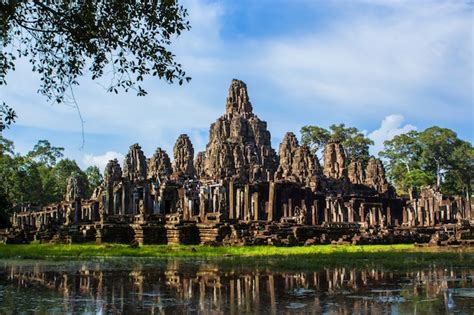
[0,258,473,314]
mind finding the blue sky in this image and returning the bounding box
[2,0,473,172]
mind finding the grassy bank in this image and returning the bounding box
[1,243,416,258]
[1,243,473,271]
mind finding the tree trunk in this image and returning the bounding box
[436,161,441,188]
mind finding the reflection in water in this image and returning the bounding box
[0,259,473,314]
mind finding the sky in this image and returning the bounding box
[2,0,473,172]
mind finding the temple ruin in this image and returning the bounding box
[6,79,474,245]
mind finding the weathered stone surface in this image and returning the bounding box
[275,132,321,186]
[365,158,389,193]
[323,139,346,179]
[275,132,299,180]
[348,159,365,185]
[194,151,206,179]
[226,78,253,115]
[172,134,195,178]
[148,147,172,181]
[203,79,277,182]
[65,173,86,202]
[420,185,442,200]
[104,159,122,186]
[123,143,147,182]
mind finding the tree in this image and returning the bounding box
[379,131,429,198]
[0,136,14,155]
[51,159,88,202]
[85,165,103,197]
[329,124,374,162]
[0,153,43,206]
[300,123,374,162]
[1,1,191,131]
[27,140,64,166]
[0,188,12,228]
[441,139,474,198]
[0,102,16,132]
[0,137,109,224]
[418,127,461,187]
[300,126,330,155]
[380,127,473,198]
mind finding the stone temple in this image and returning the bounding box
[7,80,473,245]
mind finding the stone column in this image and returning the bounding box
[386,206,391,226]
[229,181,235,220]
[417,201,423,226]
[302,199,309,225]
[74,200,80,224]
[253,192,259,222]
[313,200,319,225]
[324,205,329,223]
[347,203,354,223]
[244,185,250,221]
[332,200,337,223]
[267,181,275,222]
[288,198,293,217]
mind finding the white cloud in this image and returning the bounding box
[256,1,472,119]
[82,151,125,173]
[368,115,417,155]
[2,0,472,163]
[2,0,226,157]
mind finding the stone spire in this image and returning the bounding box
[194,151,206,179]
[275,132,321,186]
[203,79,277,183]
[365,157,389,194]
[104,159,123,185]
[147,147,172,181]
[275,132,299,180]
[348,159,365,185]
[323,139,347,179]
[225,79,253,116]
[65,172,86,202]
[172,134,195,178]
[123,143,147,182]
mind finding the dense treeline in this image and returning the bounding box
[0,138,102,227]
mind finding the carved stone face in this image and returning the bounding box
[172,134,195,178]
[66,174,85,202]
[123,144,147,182]
[104,159,123,185]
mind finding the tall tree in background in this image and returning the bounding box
[0,1,191,132]
[85,166,103,196]
[379,130,431,198]
[380,127,473,199]
[27,140,64,166]
[51,159,88,202]
[301,123,374,162]
[418,127,462,188]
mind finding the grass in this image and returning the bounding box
[1,243,473,271]
[1,243,416,258]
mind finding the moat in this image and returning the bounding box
[0,258,473,314]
